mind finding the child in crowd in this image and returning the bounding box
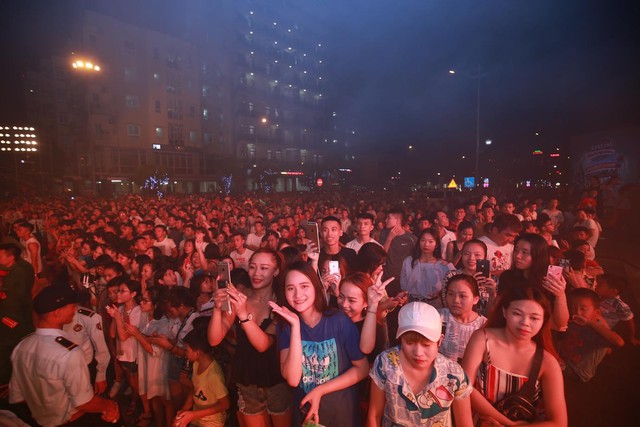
[175,323,229,427]
[559,288,624,382]
[368,302,473,426]
[594,274,639,345]
[438,274,487,363]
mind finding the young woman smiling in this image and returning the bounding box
[207,249,291,427]
[270,261,369,427]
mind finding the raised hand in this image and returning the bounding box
[268,301,300,326]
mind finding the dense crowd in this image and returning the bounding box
[0,184,637,427]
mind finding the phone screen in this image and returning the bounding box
[217,261,232,312]
[329,261,340,275]
[305,221,320,253]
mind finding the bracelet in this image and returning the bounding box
[366,310,377,315]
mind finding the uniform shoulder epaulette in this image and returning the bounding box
[77,308,95,317]
[55,336,78,351]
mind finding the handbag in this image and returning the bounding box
[494,343,543,422]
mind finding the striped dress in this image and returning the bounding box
[474,330,543,424]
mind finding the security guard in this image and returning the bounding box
[63,304,111,394]
[9,284,120,426]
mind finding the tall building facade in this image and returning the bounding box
[25,2,335,195]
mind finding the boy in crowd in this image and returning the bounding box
[368,302,472,426]
[559,288,624,382]
[229,232,253,272]
[595,274,639,346]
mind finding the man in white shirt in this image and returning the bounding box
[431,210,456,259]
[346,212,382,253]
[478,214,522,277]
[14,221,42,276]
[574,207,600,248]
[246,219,266,251]
[153,225,178,258]
[10,285,119,426]
[229,233,254,271]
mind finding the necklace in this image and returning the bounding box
[250,291,275,303]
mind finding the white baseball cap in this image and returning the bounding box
[396,302,442,342]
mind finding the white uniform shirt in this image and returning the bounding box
[62,308,111,382]
[10,328,94,427]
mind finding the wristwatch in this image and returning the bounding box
[239,313,253,324]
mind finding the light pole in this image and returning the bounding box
[449,69,488,185]
[71,57,101,194]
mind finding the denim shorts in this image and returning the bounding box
[237,383,292,415]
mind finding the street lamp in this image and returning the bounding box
[449,68,488,184]
[71,56,102,194]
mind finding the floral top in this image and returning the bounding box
[370,347,472,426]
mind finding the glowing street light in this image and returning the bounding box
[72,59,102,72]
[71,56,103,194]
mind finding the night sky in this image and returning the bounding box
[1,0,639,162]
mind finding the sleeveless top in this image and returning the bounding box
[474,330,543,420]
[232,317,284,388]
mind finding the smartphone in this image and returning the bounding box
[558,258,571,269]
[300,402,311,417]
[329,260,340,275]
[304,221,320,253]
[547,265,563,280]
[217,261,232,314]
[476,259,491,278]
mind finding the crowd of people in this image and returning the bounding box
[0,183,637,427]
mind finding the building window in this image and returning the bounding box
[155,100,161,113]
[203,133,212,144]
[275,150,282,161]
[248,125,255,136]
[167,99,182,119]
[127,124,140,137]
[153,72,161,81]
[203,108,209,120]
[95,124,104,134]
[189,130,197,143]
[169,124,183,146]
[202,85,209,97]
[155,127,163,139]
[126,95,139,109]
[267,149,272,160]
[124,67,136,81]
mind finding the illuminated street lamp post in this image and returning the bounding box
[71,57,101,194]
[255,117,267,145]
[449,69,488,185]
